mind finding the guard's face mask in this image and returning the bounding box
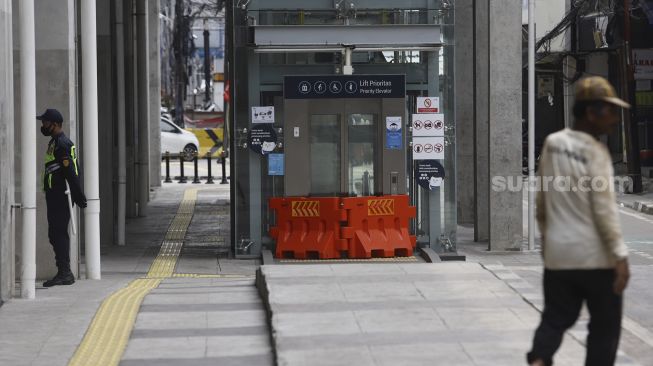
[40,123,53,136]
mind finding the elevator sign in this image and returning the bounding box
[284,75,405,99]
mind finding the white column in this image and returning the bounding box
[19,0,36,299]
[0,0,16,302]
[81,0,101,279]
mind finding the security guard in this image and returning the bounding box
[38,108,87,287]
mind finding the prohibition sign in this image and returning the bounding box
[434,143,444,153]
[434,120,443,130]
[414,144,424,153]
[424,144,434,153]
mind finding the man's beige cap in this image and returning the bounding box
[575,76,631,108]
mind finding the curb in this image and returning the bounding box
[618,199,653,215]
[255,267,279,366]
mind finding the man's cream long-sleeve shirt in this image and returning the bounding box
[536,128,628,270]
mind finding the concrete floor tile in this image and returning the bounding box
[329,263,405,276]
[354,307,446,334]
[369,343,475,366]
[134,311,209,330]
[278,346,376,366]
[151,286,255,294]
[437,307,532,330]
[207,290,261,304]
[273,311,360,337]
[340,281,424,302]
[207,310,268,328]
[142,293,210,305]
[122,337,207,360]
[268,283,346,304]
[205,335,273,358]
[121,354,273,366]
[261,265,334,278]
[397,262,486,275]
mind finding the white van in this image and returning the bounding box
[160,116,200,161]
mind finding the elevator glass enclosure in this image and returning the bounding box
[229,1,456,258]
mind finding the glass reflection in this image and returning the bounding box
[310,115,340,195]
[348,114,375,196]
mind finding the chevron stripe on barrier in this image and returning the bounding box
[368,199,394,216]
[291,200,320,217]
[185,128,224,157]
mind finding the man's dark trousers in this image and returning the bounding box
[527,269,622,366]
[45,190,71,273]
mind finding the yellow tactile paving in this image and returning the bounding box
[68,278,160,366]
[68,189,198,366]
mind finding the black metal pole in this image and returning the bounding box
[164,151,172,183]
[179,152,187,183]
[173,0,185,127]
[220,151,228,184]
[192,152,201,183]
[203,20,211,105]
[206,153,214,184]
[623,0,643,193]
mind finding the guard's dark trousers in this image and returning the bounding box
[46,191,71,273]
[527,269,622,366]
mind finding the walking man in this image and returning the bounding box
[38,108,87,287]
[527,77,630,366]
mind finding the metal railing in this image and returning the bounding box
[162,151,229,185]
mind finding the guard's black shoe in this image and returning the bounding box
[43,271,75,287]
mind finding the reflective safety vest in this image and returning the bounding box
[43,136,79,191]
[43,140,57,191]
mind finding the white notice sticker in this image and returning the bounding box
[252,106,275,123]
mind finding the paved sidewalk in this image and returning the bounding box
[121,276,273,366]
[0,187,178,366]
[457,223,653,366]
[257,262,633,366]
[0,184,271,366]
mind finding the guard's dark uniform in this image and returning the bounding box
[43,132,85,274]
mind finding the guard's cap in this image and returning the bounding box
[36,108,64,123]
[575,76,630,108]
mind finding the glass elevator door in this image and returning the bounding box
[305,99,380,197]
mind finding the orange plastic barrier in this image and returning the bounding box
[269,197,347,259]
[341,195,416,258]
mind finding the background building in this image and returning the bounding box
[522,0,653,184]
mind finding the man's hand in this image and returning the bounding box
[73,193,87,209]
[613,259,630,295]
